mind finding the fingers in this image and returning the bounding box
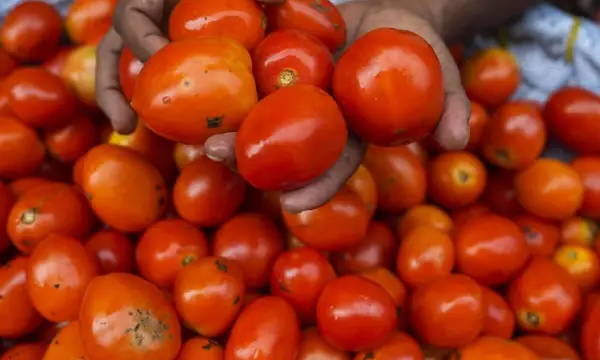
[204,132,237,169]
[96,28,138,134]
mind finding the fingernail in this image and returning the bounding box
[206,153,223,162]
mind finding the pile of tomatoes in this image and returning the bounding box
[1,0,600,359]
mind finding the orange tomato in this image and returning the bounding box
[452,336,540,360]
[0,342,46,360]
[43,321,88,360]
[572,156,600,220]
[85,229,134,274]
[554,244,600,290]
[173,143,204,170]
[44,113,97,163]
[118,47,143,102]
[397,204,454,239]
[66,0,117,44]
[561,216,599,247]
[481,286,515,339]
[513,214,560,257]
[296,327,351,360]
[62,45,98,107]
[177,337,224,360]
[516,335,581,360]
[483,170,524,216]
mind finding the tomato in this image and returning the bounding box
[0,1,62,62]
[410,274,484,348]
[513,215,560,257]
[296,327,351,360]
[481,286,515,339]
[0,342,46,360]
[7,182,94,254]
[554,244,600,290]
[173,256,245,337]
[331,221,395,275]
[363,145,427,212]
[545,87,600,154]
[452,337,540,360]
[178,337,224,360]
[283,188,370,251]
[464,100,490,151]
[62,45,98,107]
[428,151,487,209]
[82,144,167,233]
[253,29,334,96]
[0,257,43,338]
[43,321,88,360]
[561,216,599,247]
[173,156,246,227]
[515,159,584,220]
[354,332,423,360]
[136,219,209,288]
[132,37,257,144]
[360,268,408,328]
[0,83,13,116]
[173,143,204,170]
[8,177,50,198]
[397,204,454,239]
[0,183,15,254]
[236,84,346,190]
[582,301,600,360]
[271,247,336,324]
[118,47,143,102]
[44,113,96,163]
[483,170,524,216]
[516,335,581,360]
[0,48,17,79]
[508,257,581,335]
[572,157,600,220]
[333,29,443,146]
[452,203,491,228]
[225,296,301,360]
[79,273,181,360]
[461,48,520,109]
[43,46,74,77]
[66,0,117,44]
[85,229,134,274]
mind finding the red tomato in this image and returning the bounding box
[354,332,423,360]
[481,286,516,339]
[43,46,74,77]
[0,48,17,79]
[265,0,346,53]
[66,0,117,44]
[397,204,454,239]
[582,301,600,360]
[236,84,346,191]
[452,203,491,228]
[62,45,97,107]
[85,229,134,274]
[561,216,598,247]
[573,156,600,220]
[0,183,15,254]
[131,37,257,144]
[118,47,143,102]
[465,100,490,151]
[483,170,524,216]
[283,188,370,251]
[317,276,397,352]
[178,337,224,360]
[79,273,182,360]
[453,337,540,360]
[44,113,97,163]
[173,143,204,170]
[8,177,50,198]
[346,164,378,217]
[554,244,600,290]
[43,321,88,360]
[410,274,484,348]
[516,335,581,360]
[360,268,408,329]
[508,258,581,335]
[0,1,62,62]
[296,327,351,360]
[545,87,600,154]
[225,296,301,360]
[333,28,443,146]
[253,29,334,96]
[0,342,46,360]
[513,214,560,257]
[136,218,209,288]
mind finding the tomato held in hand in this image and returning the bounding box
[132,37,258,144]
[513,214,560,257]
[516,335,581,360]
[43,321,88,360]
[452,336,540,360]
[354,332,423,360]
[334,28,444,146]
[572,156,600,220]
[0,183,15,254]
[44,113,97,163]
[62,45,98,107]
[178,337,224,360]
[296,327,351,360]
[79,273,181,360]
[481,286,516,339]
[236,84,346,191]
[85,229,134,274]
[66,0,117,45]
[119,47,143,102]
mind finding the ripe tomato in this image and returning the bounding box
[0,83,13,116]
[428,151,487,209]
[132,37,257,144]
[43,46,74,77]
[85,229,134,274]
[516,335,581,360]
[410,274,484,348]
[0,1,62,62]
[225,296,301,360]
[8,177,50,198]
[561,216,598,247]
[582,301,600,360]
[174,257,245,337]
[455,214,529,286]
[271,247,336,324]
[173,143,204,170]
[0,48,17,79]
[573,157,600,220]
[253,29,334,96]
[508,257,581,335]
[118,47,143,102]
[513,214,560,257]
[461,48,520,109]
[3,68,75,129]
[554,244,600,290]
[363,145,427,212]
[44,113,96,163]
[317,276,396,352]
[515,159,584,220]
[331,221,395,275]
[452,203,491,228]
[236,84,346,190]
[0,342,46,360]
[43,321,88,360]
[452,336,540,360]
[0,257,43,339]
[397,204,454,239]
[178,337,224,360]
[296,327,351,360]
[136,219,209,288]
[333,28,443,146]
[7,182,93,254]
[481,286,515,339]
[545,87,600,154]
[169,0,265,51]
[173,156,246,227]
[66,0,117,44]
[82,144,167,233]
[62,45,98,107]
[354,332,423,360]
[465,100,490,151]
[79,273,181,360]
[483,170,524,216]
[360,268,408,328]
[283,188,370,251]
[0,183,15,254]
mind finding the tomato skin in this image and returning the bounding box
[44,113,97,163]
[0,1,62,62]
[483,170,524,216]
[346,164,378,217]
[573,157,600,220]
[397,204,454,239]
[62,45,98,107]
[79,273,181,360]
[85,229,134,274]
[516,335,581,360]
[82,144,167,233]
[225,296,301,360]
[296,327,351,360]
[317,276,397,352]
[354,332,423,360]
[283,188,370,251]
[333,28,443,146]
[173,143,204,170]
[481,286,515,339]
[43,46,74,77]
[508,257,581,335]
[410,274,484,348]
[132,37,258,144]
[0,48,17,79]
[236,84,346,191]
[453,336,540,360]
[119,47,144,102]
[43,321,88,360]
[554,244,600,290]
[513,215,560,257]
[178,337,224,360]
[0,183,15,254]
[66,0,117,44]
[545,87,600,154]
[0,342,47,360]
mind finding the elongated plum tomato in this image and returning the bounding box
[253,29,334,96]
[236,84,347,191]
[333,28,444,146]
[131,37,258,144]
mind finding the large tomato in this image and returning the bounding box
[333,28,444,146]
[235,84,347,191]
[572,156,600,220]
[66,0,118,45]
[131,37,258,144]
[0,116,45,179]
[62,45,98,107]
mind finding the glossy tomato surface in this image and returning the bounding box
[0,116,46,179]
[573,156,600,220]
[66,0,117,45]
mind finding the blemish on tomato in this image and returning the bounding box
[215,259,228,272]
[233,295,240,305]
[162,96,171,105]
[207,115,224,128]
[19,208,37,225]
[180,255,196,267]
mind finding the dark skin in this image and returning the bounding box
[96,0,540,213]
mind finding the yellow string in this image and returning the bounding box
[565,17,582,63]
